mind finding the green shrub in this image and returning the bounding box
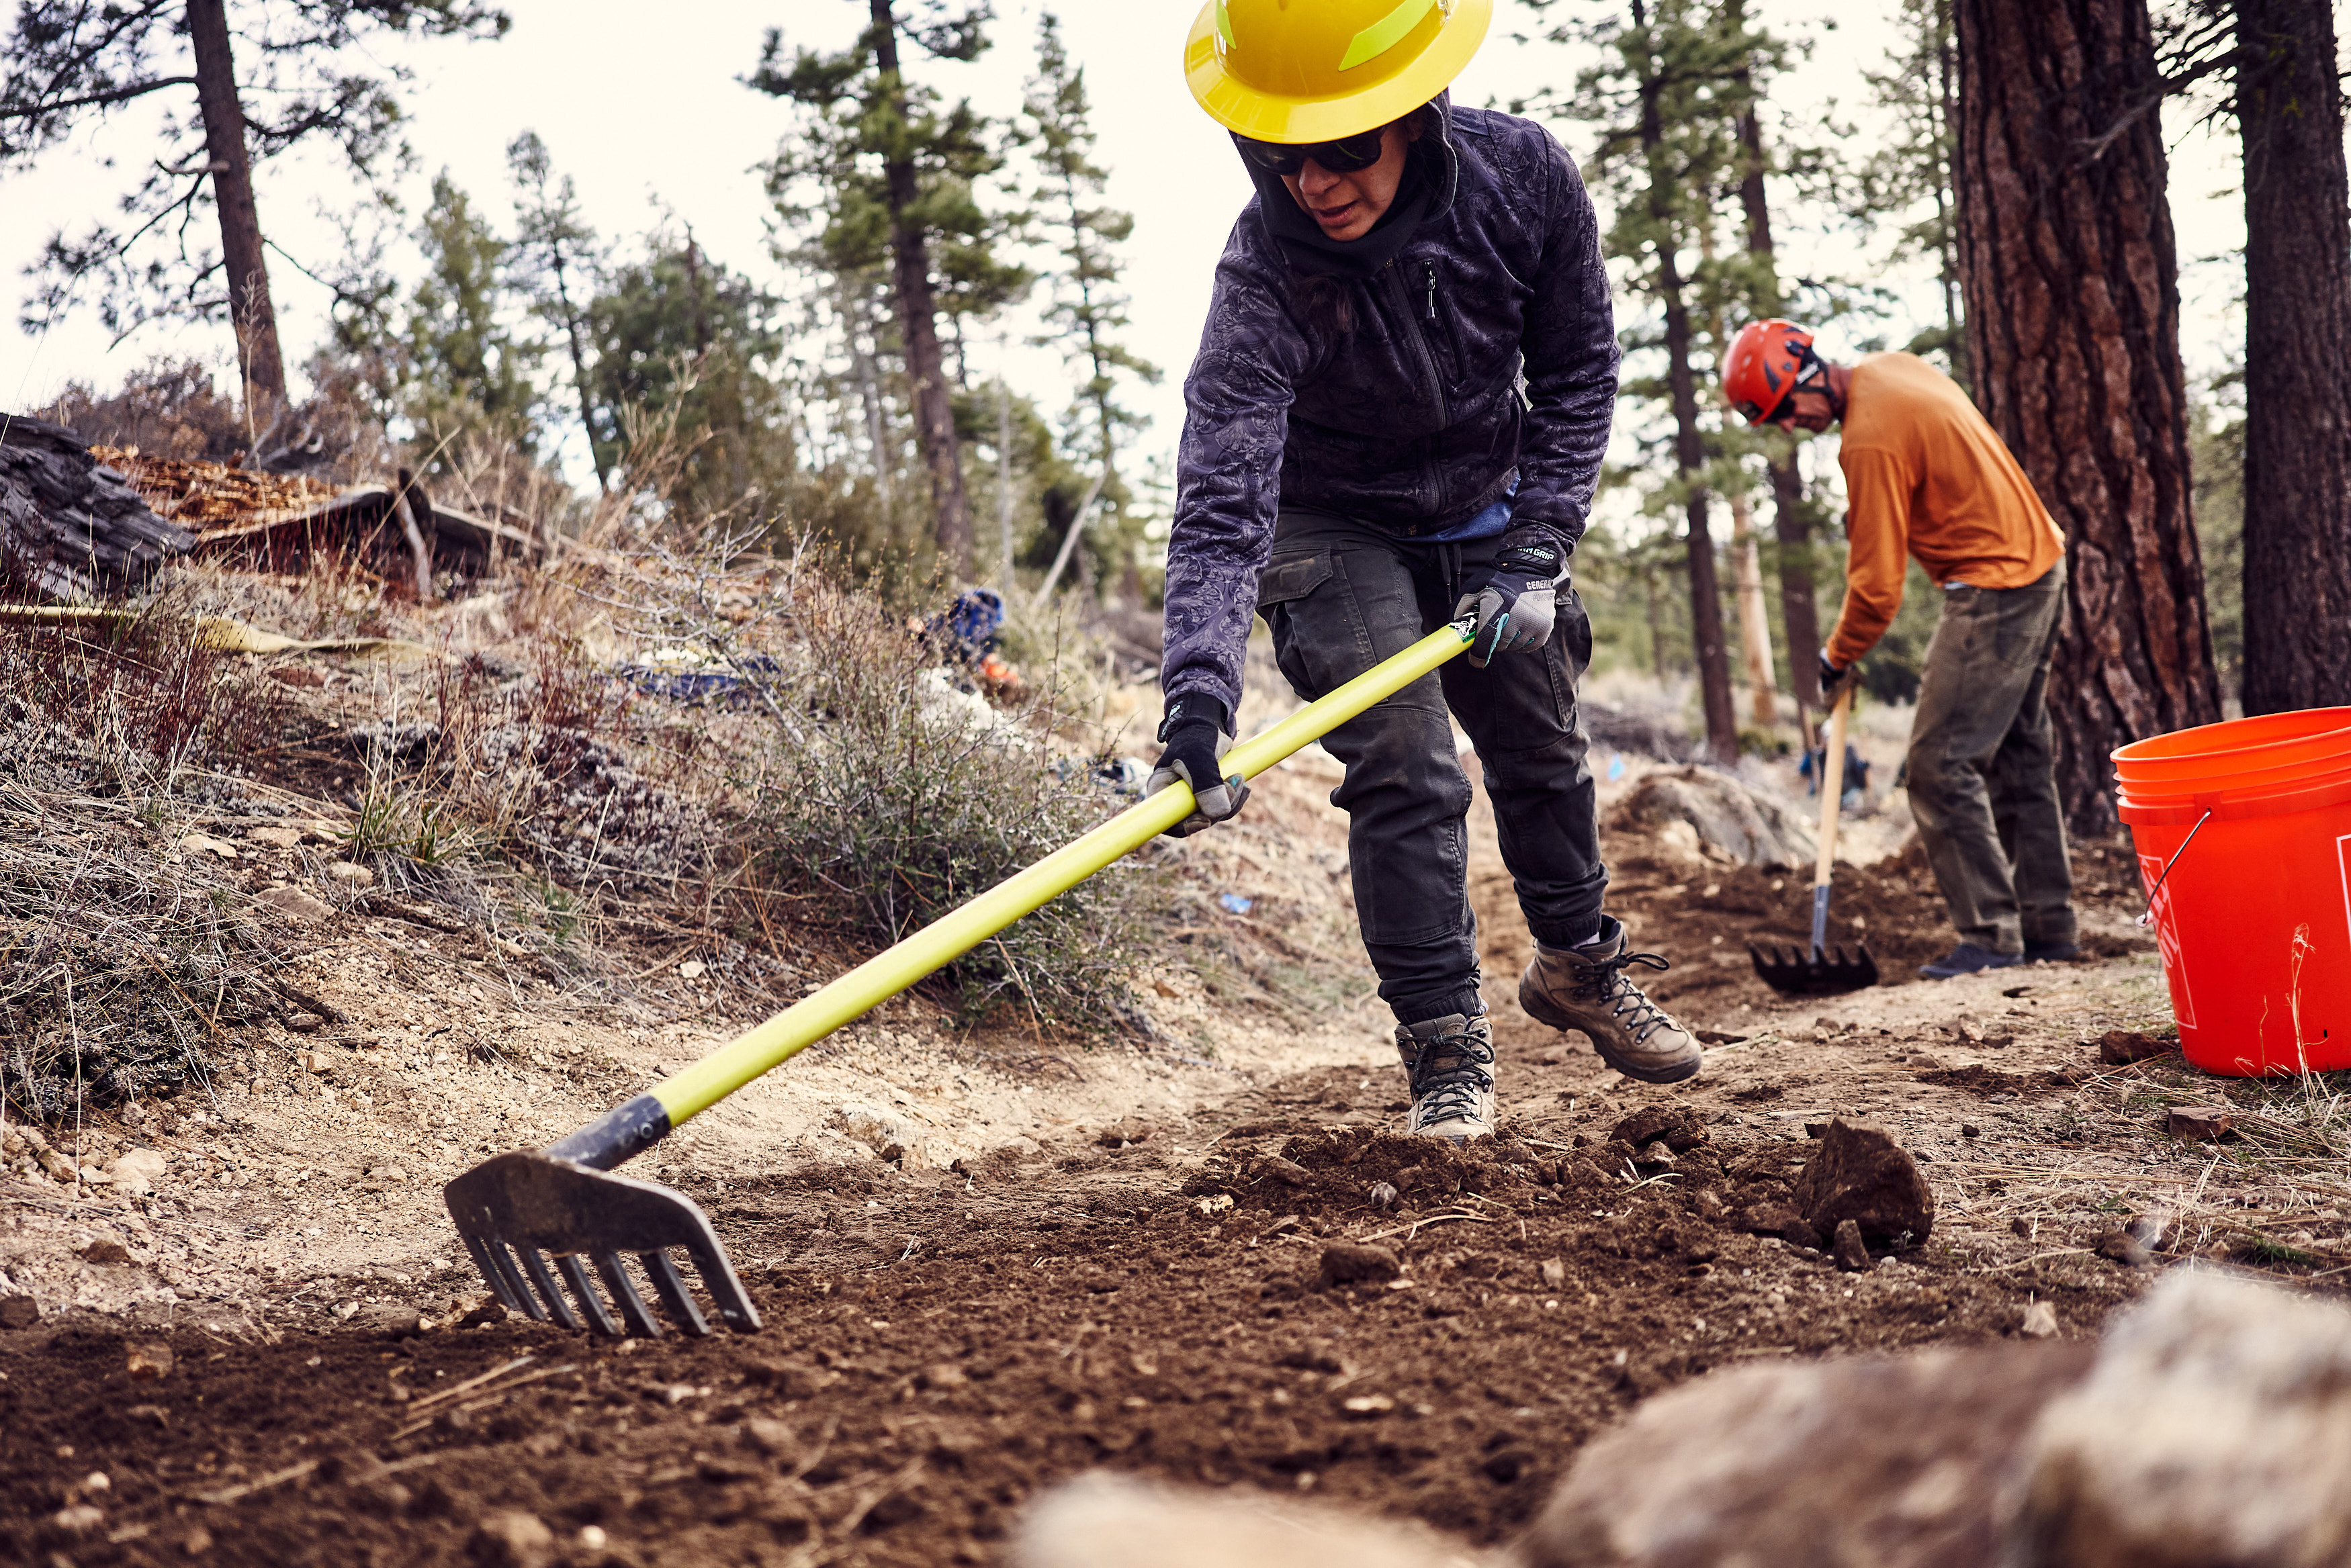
[723,573,1171,1032]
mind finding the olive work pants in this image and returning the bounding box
[1254,510,1607,1027]
[1903,563,2077,954]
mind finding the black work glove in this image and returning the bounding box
[1453,529,1565,668]
[1818,651,1857,706]
[1145,693,1249,838]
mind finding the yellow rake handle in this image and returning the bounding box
[650,619,1474,1127]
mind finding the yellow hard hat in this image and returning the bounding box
[1184,0,1492,144]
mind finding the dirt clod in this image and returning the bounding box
[2168,1107,2233,1141]
[1610,1105,1708,1152]
[467,1508,556,1568]
[1317,1242,1401,1287]
[0,1295,38,1330]
[1791,1118,1935,1246]
[2098,1029,2170,1065]
[2094,1229,2154,1267]
[77,1238,130,1264]
[125,1340,174,1380]
[1830,1219,1871,1271]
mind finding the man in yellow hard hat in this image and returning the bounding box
[1146,0,1700,1144]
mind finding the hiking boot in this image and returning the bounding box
[1518,917,1701,1085]
[1393,1013,1497,1143]
[2025,939,2082,963]
[1919,943,2029,980]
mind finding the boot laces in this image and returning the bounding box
[1408,1022,1494,1124]
[1572,949,1674,1044]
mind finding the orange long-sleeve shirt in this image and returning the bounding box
[1824,353,2066,669]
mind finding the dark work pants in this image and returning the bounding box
[1904,563,2076,953]
[1255,510,1606,1025]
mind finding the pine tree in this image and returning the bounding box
[1,1,508,418]
[1719,0,1824,711]
[1555,0,1753,762]
[2231,0,2351,711]
[751,0,1014,575]
[507,131,611,493]
[1952,0,2221,833]
[1855,0,1966,381]
[1022,10,1160,602]
[584,232,796,525]
[403,172,539,451]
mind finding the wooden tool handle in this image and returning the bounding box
[1814,687,1853,891]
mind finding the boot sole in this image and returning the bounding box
[1520,985,1703,1086]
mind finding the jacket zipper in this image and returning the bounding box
[1386,260,1449,516]
[1386,262,1450,426]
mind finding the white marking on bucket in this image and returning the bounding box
[2141,850,2195,1031]
[2338,833,2351,956]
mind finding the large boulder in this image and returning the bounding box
[1607,767,1816,870]
[1521,1341,2092,1568]
[1523,1269,2351,1568]
[0,416,193,600]
[2010,1268,2351,1567]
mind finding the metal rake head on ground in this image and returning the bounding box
[443,1152,760,1338]
[1748,941,1881,996]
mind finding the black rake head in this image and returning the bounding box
[443,1152,760,1338]
[1748,941,1881,996]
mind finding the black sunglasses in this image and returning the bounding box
[1231,127,1389,176]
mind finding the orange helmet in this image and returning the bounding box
[1723,318,1819,424]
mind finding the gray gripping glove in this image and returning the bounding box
[1453,530,1566,668]
[1145,693,1249,838]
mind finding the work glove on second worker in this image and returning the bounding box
[1817,651,1857,707]
[1146,693,1249,838]
[1454,531,1565,668]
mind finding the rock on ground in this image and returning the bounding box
[1519,1340,2092,1568]
[1013,1472,1481,1568]
[1606,768,1816,870]
[2009,1269,2351,1567]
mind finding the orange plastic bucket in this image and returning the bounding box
[2113,708,2351,1075]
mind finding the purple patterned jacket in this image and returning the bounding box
[1160,104,1619,718]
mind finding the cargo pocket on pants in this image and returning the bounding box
[1257,552,1337,700]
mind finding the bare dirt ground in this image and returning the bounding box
[8,649,2350,1567]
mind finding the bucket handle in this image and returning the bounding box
[2134,809,2212,928]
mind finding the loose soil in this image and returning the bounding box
[6,681,2345,1567]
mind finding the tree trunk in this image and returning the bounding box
[1634,16,1737,763]
[1728,492,1778,727]
[1765,438,1822,705]
[185,0,283,413]
[2237,0,2351,713]
[1733,92,1822,708]
[1950,0,2220,836]
[871,0,975,575]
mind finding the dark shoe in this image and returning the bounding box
[2025,940,2082,963]
[1393,1013,1496,1142]
[1919,943,2029,980]
[1519,917,1701,1084]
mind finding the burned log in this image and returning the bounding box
[0,416,195,600]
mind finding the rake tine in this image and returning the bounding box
[682,1235,759,1332]
[462,1232,527,1314]
[640,1250,711,1336]
[555,1254,619,1338]
[593,1252,663,1338]
[488,1240,548,1322]
[518,1248,582,1332]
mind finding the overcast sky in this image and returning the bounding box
[1,0,2253,512]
